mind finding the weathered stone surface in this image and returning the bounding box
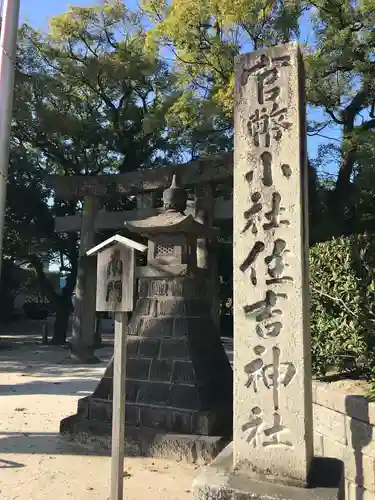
[127,338,140,356]
[136,381,171,405]
[140,317,175,337]
[156,298,187,316]
[345,479,375,500]
[138,338,160,357]
[192,443,344,500]
[159,338,189,359]
[346,416,375,458]
[61,272,232,449]
[126,358,151,380]
[314,431,375,492]
[149,359,173,382]
[233,42,312,481]
[48,151,233,201]
[314,404,347,445]
[172,360,196,383]
[60,413,229,464]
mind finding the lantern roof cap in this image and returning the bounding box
[124,211,217,237]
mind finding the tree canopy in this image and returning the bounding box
[4,0,375,340]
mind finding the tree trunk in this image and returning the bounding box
[27,246,78,348]
[328,125,357,237]
[50,299,71,345]
[94,313,102,348]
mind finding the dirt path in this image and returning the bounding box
[0,334,199,500]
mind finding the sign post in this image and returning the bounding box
[87,234,147,500]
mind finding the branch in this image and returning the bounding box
[325,108,344,125]
[311,285,362,320]
[360,118,375,131]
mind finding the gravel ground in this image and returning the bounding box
[0,326,199,500]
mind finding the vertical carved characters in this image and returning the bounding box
[241,407,293,448]
[106,249,123,303]
[237,46,303,454]
[248,103,292,148]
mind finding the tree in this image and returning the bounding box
[4,139,78,342]
[141,0,375,235]
[11,1,182,345]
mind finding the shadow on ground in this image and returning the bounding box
[0,378,104,396]
[0,457,25,468]
[0,431,110,457]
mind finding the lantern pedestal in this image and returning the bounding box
[60,176,233,462]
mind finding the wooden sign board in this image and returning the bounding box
[96,244,135,313]
[87,234,147,500]
[87,234,147,313]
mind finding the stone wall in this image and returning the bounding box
[313,381,375,499]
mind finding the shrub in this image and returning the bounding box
[310,233,375,377]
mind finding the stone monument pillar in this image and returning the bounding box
[193,42,344,500]
[233,42,312,482]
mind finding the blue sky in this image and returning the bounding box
[20,0,94,29]
[19,0,339,173]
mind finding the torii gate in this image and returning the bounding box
[46,153,233,362]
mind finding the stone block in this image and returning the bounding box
[125,380,140,403]
[136,381,171,406]
[139,405,176,430]
[132,297,152,317]
[314,403,347,445]
[345,479,375,500]
[192,443,344,500]
[140,317,174,338]
[192,411,216,435]
[92,376,112,399]
[149,359,173,382]
[125,403,140,426]
[128,316,142,335]
[195,436,230,465]
[314,431,375,491]
[173,317,189,337]
[139,338,161,358]
[89,399,112,423]
[172,360,195,383]
[138,405,193,433]
[127,338,140,357]
[313,382,375,427]
[172,410,194,434]
[126,358,151,380]
[60,410,228,463]
[346,416,375,458]
[77,396,90,418]
[138,279,149,298]
[156,298,186,316]
[160,338,189,359]
[171,385,201,410]
[150,279,168,296]
[167,278,208,299]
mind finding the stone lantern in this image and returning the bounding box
[60,175,233,460]
[126,174,214,277]
[121,175,233,442]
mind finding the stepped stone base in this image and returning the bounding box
[60,406,230,464]
[60,276,233,459]
[193,443,345,500]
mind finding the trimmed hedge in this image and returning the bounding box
[310,233,375,377]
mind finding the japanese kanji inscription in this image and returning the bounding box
[233,43,313,482]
